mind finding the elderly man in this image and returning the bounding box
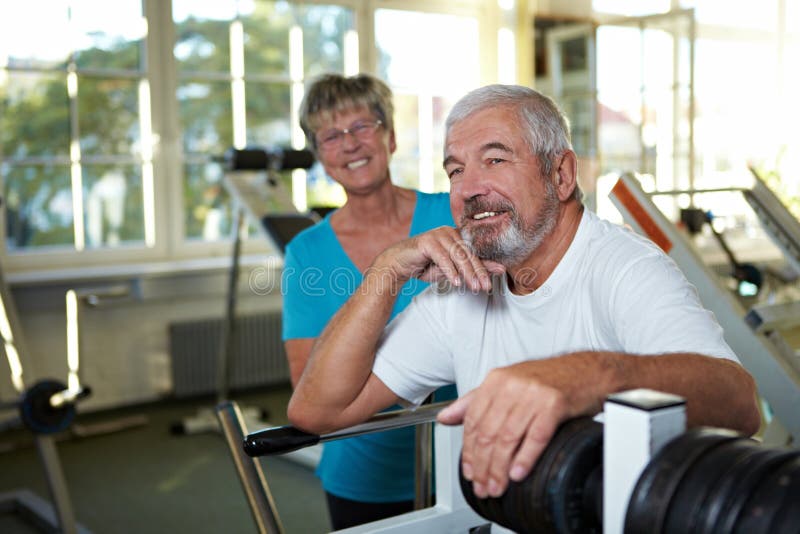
[288,84,760,501]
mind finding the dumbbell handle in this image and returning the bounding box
[244,400,453,457]
[49,386,92,408]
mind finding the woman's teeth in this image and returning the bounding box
[347,159,368,170]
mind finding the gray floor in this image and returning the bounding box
[0,385,331,534]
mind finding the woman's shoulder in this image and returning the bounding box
[285,218,334,257]
[415,190,450,205]
[413,190,453,226]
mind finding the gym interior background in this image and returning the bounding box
[0,0,798,532]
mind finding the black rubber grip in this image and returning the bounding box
[279,149,315,170]
[243,425,320,457]
[223,148,315,171]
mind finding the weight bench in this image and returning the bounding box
[216,389,800,533]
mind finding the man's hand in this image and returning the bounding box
[373,226,504,292]
[437,354,614,498]
[436,351,760,499]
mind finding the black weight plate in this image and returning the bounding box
[662,438,757,534]
[701,446,798,534]
[547,419,603,534]
[767,460,800,534]
[459,453,491,522]
[459,453,517,531]
[498,476,529,533]
[625,427,741,534]
[484,492,513,532]
[582,466,603,528]
[733,455,800,534]
[19,379,74,434]
[523,417,597,533]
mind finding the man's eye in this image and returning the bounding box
[447,168,463,179]
[489,157,505,164]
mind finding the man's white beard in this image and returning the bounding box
[460,179,560,267]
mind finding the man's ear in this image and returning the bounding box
[554,150,578,201]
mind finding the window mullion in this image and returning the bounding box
[67,62,85,251]
[144,0,181,259]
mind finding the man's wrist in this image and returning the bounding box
[362,258,406,297]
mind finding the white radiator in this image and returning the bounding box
[169,312,289,397]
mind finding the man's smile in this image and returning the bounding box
[472,211,504,221]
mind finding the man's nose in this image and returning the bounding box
[458,166,492,199]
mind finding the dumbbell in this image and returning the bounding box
[626,427,800,534]
[16,379,91,434]
[459,419,800,534]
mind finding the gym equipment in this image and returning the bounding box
[217,401,284,534]
[610,173,800,444]
[0,380,93,534]
[679,206,764,296]
[219,400,487,534]
[220,147,320,256]
[171,147,317,438]
[0,260,92,533]
[224,389,799,534]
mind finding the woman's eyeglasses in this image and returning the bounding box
[316,120,384,150]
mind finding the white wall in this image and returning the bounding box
[5,262,284,412]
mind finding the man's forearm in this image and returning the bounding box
[609,352,760,434]
[514,350,761,433]
[440,350,761,499]
[288,264,403,432]
[288,227,499,433]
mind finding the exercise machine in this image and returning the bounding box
[217,400,489,534]
[171,147,316,437]
[0,258,92,533]
[609,173,800,444]
[219,388,799,533]
[171,148,318,457]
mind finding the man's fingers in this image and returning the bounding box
[483,396,540,496]
[377,227,504,291]
[482,260,506,275]
[423,231,492,291]
[467,400,521,496]
[437,392,472,425]
[458,386,496,488]
[395,227,500,292]
[463,244,494,292]
[508,411,560,483]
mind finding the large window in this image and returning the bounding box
[1,0,149,253]
[589,0,800,222]
[374,9,480,194]
[172,0,355,241]
[0,0,511,273]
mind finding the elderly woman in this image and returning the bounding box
[281,73,457,529]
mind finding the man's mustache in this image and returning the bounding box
[460,198,516,226]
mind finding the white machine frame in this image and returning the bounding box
[609,173,800,443]
[220,388,690,534]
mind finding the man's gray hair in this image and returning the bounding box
[445,85,582,202]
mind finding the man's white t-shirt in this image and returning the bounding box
[372,209,739,406]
